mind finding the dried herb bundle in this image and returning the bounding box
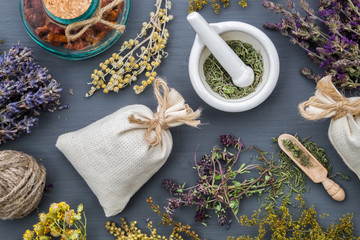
[163,134,347,226]
[203,40,263,99]
[87,0,173,96]
[228,195,359,240]
[188,0,248,14]
[263,0,360,90]
[105,197,202,240]
[0,44,66,144]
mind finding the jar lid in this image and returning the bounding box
[43,0,99,25]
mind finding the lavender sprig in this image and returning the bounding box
[0,43,67,144]
[263,0,360,89]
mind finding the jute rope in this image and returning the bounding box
[129,78,201,146]
[299,76,360,120]
[65,0,125,42]
[0,150,46,220]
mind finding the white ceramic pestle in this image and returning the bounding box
[187,12,254,88]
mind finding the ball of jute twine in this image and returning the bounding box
[0,150,46,220]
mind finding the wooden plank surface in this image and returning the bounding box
[1,0,359,239]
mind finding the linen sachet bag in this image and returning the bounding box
[56,78,201,217]
[299,76,360,179]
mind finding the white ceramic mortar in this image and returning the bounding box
[188,21,280,112]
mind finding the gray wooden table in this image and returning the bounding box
[1,1,359,239]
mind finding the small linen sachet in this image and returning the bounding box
[56,78,201,217]
[299,76,360,179]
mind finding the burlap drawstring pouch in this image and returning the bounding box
[299,76,360,179]
[56,78,201,217]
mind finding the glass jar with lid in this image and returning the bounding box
[20,0,130,60]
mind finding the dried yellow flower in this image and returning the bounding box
[188,0,247,13]
[87,0,173,97]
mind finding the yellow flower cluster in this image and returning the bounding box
[239,0,247,8]
[23,202,86,240]
[188,0,247,14]
[105,197,201,240]
[87,0,173,97]
[228,195,359,240]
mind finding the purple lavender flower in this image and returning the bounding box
[0,43,66,144]
[263,0,360,90]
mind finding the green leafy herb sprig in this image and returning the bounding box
[228,195,359,240]
[162,134,348,227]
[204,40,263,99]
[282,139,312,167]
[105,197,202,240]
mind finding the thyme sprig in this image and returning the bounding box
[204,40,263,99]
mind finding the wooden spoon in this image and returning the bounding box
[278,133,345,201]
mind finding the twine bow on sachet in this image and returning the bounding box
[65,0,126,42]
[128,78,201,146]
[299,76,360,120]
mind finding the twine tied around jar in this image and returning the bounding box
[299,76,360,120]
[128,78,201,146]
[65,0,126,42]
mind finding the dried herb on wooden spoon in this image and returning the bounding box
[282,139,312,167]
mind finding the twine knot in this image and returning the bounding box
[128,78,201,146]
[334,100,350,119]
[299,76,360,120]
[154,112,167,129]
[65,0,125,42]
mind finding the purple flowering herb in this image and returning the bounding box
[0,43,67,144]
[162,134,287,226]
[263,0,360,89]
[220,134,245,150]
[220,134,234,147]
[162,179,183,195]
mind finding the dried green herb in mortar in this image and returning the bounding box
[203,40,263,99]
[282,139,312,167]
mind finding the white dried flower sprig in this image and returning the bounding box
[87,0,173,97]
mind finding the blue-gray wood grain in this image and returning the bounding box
[1,1,359,239]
